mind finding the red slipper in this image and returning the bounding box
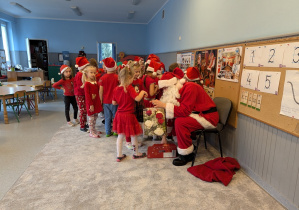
[116,154,126,162]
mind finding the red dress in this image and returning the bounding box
[84,81,103,116]
[112,85,143,137]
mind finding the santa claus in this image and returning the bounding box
[152,72,219,166]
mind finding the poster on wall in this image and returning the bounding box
[177,52,194,71]
[216,46,242,83]
[194,49,217,98]
[280,70,299,120]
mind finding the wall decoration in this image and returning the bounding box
[280,70,299,119]
[243,46,263,67]
[195,49,217,89]
[257,71,281,94]
[217,46,242,82]
[282,42,299,68]
[240,69,260,90]
[260,44,286,67]
[177,52,194,71]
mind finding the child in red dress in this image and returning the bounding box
[53,65,78,127]
[74,57,89,132]
[112,66,148,162]
[81,65,103,138]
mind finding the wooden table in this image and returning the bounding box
[2,80,45,87]
[7,70,45,81]
[0,86,39,124]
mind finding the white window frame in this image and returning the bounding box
[1,22,11,66]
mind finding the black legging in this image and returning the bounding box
[64,96,78,122]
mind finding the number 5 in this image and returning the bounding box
[265,75,271,89]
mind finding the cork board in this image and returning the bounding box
[237,37,299,137]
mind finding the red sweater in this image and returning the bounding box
[73,72,85,96]
[99,73,119,104]
[52,78,75,96]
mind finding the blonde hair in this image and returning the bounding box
[118,66,135,92]
[81,65,96,88]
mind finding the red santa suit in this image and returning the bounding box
[161,76,219,156]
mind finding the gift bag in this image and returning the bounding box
[147,143,177,158]
[143,108,166,136]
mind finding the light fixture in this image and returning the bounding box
[132,0,141,5]
[127,11,135,19]
[71,6,82,16]
[10,2,31,13]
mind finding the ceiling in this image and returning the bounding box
[0,0,169,24]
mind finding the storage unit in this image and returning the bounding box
[26,39,49,77]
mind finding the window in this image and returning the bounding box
[97,42,116,68]
[1,23,10,66]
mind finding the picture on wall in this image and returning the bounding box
[177,52,194,71]
[195,49,217,98]
[216,46,242,83]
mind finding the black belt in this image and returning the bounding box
[192,107,217,115]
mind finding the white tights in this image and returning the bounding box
[117,134,139,157]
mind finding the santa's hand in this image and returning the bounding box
[152,100,166,108]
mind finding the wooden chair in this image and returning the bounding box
[191,97,233,166]
[6,90,32,122]
[40,80,54,102]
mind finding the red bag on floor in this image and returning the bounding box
[187,157,240,186]
[147,143,177,158]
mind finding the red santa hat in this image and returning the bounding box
[185,67,200,81]
[155,62,164,75]
[75,57,89,71]
[59,65,69,75]
[102,57,117,72]
[158,72,179,88]
[146,59,158,76]
[147,54,160,62]
[173,67,184,79]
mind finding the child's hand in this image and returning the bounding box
[143,91,148,98]
[61,88,65,93]
[90,105,94,112]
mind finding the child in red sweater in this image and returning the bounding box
[73,57,89,132]
[82,64,103,138]
[99,57,119,137]
[112,66,148,162]
[53,65,78,127]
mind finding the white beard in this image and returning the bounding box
[160,84,180,106]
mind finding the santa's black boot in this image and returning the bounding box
[172,153,195,166]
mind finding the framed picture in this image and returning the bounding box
[58,53,63,62]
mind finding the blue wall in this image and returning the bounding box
[147,0,299,53]
[14,18,147,55]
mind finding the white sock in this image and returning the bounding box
[131,136,139,155]
[117,134,125,157]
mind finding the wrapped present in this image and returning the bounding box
[143,108,166,136]
[147,143,177,158]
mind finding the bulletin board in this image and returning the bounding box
[213,44,245,128]
[237,36,299,137]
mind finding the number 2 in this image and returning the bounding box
[268,49,275,63]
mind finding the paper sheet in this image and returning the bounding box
[257,71,281,94]
[240,69,260,90]
[256,94,262,111]
[282,42,299,68]
[251,94,257,109]
[280,70,299,119]
[247,92,253,107]
[240,90,249,105]
[243,46,263,67]
[260,44,286,67]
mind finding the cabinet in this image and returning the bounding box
[26,38,49,77]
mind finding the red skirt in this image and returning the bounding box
[113,112,143,137]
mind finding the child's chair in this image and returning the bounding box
[6,90,32,122]
[40,80,54,102]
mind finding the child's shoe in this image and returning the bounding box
[116,154,126,162]
[67,121,75,127]
[85,124,89,129]
[73,119,80,125]
[112,132,118,136]
[106,132,113,137]
[80,127,88,132]
[126,143,133,150]
[89,133,100,138]
[133,153,147,159]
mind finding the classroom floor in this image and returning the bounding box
[0,93,66,200]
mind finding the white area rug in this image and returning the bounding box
[0,122,285,210]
